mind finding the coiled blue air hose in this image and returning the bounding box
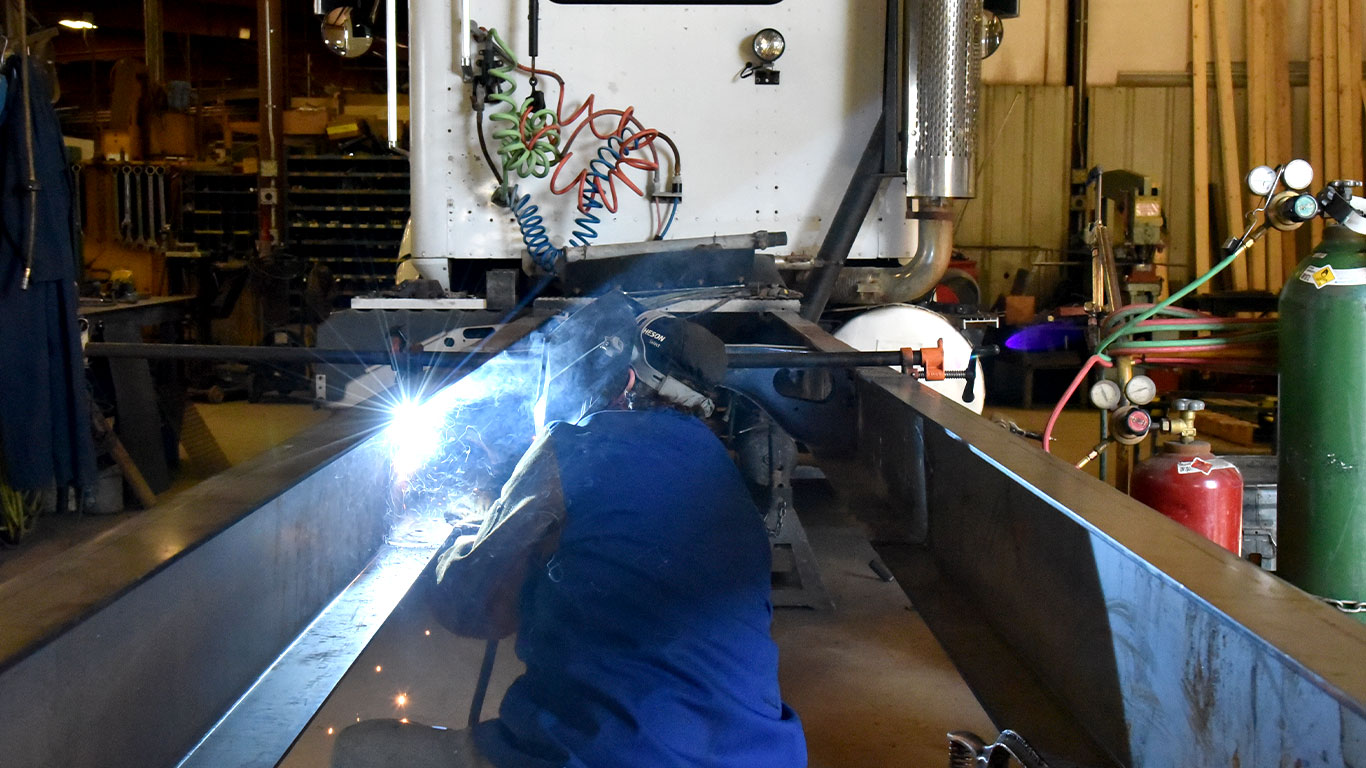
[568,133,632,248]
[510,185,563,272]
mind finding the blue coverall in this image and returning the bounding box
[429,407,807,768]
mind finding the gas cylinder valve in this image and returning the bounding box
[1161,398,1204,443]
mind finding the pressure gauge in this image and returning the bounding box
[1120,408,1153,439]
[1125,375,1158,406]
[1090,379,1123,411]
[1283,159,1315,191]
[1247,165,1278,197]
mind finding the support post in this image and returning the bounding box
[257,0,287,254]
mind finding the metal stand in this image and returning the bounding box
[761,425,833,610]
[767,496,834,610]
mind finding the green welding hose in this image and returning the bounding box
[486,29,559,179]
[1105,331,1278,350]
[1105,321,1271,335]
[1096,232,1259,358]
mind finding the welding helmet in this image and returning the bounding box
[630,310,728,417]
[534,292,638,429]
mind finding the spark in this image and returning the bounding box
[327,727,335,735]
[396,693,408,707]
[424,629,431,636]
[375,665,383,673]
[400,718,409,724]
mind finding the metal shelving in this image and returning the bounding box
[286,154,409,300]
[177,155,410,305]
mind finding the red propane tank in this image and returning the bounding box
[1131,440,1243,554]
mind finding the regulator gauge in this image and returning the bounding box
[1125,375,1158,406]
[1283,159,1315,191]
[1247,165,1278,197]
[1089,379,1123,411]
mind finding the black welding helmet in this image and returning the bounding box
[630,309,728,417]
[534,292,638,429]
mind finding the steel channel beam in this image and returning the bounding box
[772,311,1366,767]
[0,321,538,768]
[0,408,391,768]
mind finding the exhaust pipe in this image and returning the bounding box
[802,0,982,319]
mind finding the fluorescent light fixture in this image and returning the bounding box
[59,18,97,30]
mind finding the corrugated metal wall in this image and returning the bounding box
[1088,87,1197,287]
[960,83,1313,306]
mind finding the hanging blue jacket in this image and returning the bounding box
[0,59,94,492]
[430,407,807,768]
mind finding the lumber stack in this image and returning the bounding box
[1195,1,1363,294]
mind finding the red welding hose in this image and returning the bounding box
[1042,354,1112,454]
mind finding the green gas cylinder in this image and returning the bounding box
[1279,223,1366,618]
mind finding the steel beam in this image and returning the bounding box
[0,322,539,768]
[771,311,1366,766]
[0,408,391,768]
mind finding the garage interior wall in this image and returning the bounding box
[967,0,1355,304]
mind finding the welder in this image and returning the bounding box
[333,293,807,768]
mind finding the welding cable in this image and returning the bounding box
[1101,303,1205,327]
[1041,354,1113,454]
[475,107,505,187]
[510,184,563,272]
[16,0,37,291]
[467,639,499,728]
[1103,340,1277,358]
[1044,215,1266,459]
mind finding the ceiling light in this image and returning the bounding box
[58,17,97,31]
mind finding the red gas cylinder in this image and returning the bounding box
[1131,440,1244,554]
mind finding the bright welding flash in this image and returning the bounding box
[389,398,444,479]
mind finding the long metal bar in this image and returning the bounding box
[83,342,500,368]
[257,0,286,252]
[385,0,398,148]
[728,350,902,368]
[562,231,788,263]
[84,342,907,370]
[799,121,888,321]
[144,0,165,88]
[772,311,1366,766]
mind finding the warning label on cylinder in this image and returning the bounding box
[1177,457,1236,476]
[1301,265,1366,289]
